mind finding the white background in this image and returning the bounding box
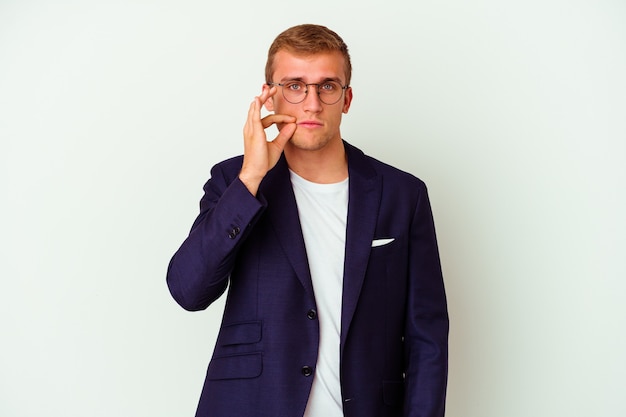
[1,1,624,416]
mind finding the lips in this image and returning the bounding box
[297,120,323,128]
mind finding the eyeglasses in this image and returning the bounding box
[267,80,349,105]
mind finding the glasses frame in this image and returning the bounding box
[267,80,349,105]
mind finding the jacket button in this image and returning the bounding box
[228,226,241,239]
[306,309,317,320]
[301,366,313,377]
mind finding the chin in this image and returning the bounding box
[289,132,333,152]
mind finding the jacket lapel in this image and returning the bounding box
[258,143,382,345]
[260,156,314,297]
[341,142,382,348]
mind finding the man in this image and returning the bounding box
[167,24,448,417]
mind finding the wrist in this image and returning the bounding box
[238,170,263,196]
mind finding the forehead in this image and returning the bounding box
[272,50,347,83]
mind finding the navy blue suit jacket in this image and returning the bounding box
[167,141,448,417]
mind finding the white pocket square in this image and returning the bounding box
[371,238,395,248]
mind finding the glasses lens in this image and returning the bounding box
[282,81,307,104]
[280,81,344,104]
[318,81,342,105]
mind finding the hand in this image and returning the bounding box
[239,85,296,196]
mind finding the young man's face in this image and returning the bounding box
[265,50,353,152]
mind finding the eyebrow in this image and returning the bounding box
[280,76,344,84]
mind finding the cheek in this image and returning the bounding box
[274,96,297,111]
[274,102,299,118]
[329,110,344,124]
[269,98,285,112]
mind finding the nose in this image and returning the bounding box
[302,85,323,113]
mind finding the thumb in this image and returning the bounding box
[271,122,296,151]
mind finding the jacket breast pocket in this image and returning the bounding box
[369,234,406,260]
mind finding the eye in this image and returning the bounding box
[284,81,304,91]
[320,82,338,92]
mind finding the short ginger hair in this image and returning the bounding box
[265,24,352,86]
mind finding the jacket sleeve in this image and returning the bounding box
[166,162,266,311]
[404,183,449,417]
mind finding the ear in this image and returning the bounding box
[264,95,275,112]
[342,87,353,114]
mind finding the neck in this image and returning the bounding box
[284,139,348,184]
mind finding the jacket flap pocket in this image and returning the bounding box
[207,352,262,380]
[219,321,262,346]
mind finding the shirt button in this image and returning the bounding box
[301,366,313,377]
[306,309,317,320]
